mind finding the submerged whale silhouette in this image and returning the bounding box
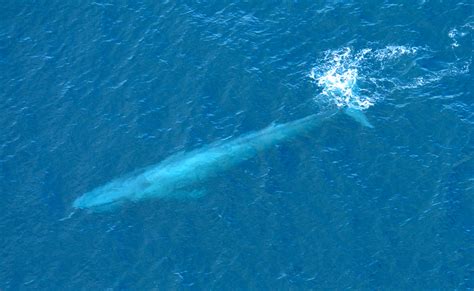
[73,109,372,212]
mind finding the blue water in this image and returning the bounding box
[1,1,473,289]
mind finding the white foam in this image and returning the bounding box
[309,45,428,109]
[310,44,471,109]
[309,47,379,110]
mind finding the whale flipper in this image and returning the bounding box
[344,107,374,128]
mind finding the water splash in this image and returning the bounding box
[309,47,376,110]
[309,46,421,109]
[310,44,471,117]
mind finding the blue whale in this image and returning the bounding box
[73,109,371,212]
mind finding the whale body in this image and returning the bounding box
[73,109,371,212]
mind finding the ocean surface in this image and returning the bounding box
[1,1,473,289]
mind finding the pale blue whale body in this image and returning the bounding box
[73,109,372,211]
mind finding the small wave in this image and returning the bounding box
[448,23,473,48]
[399,60,471,90]
[373,46,418,61]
